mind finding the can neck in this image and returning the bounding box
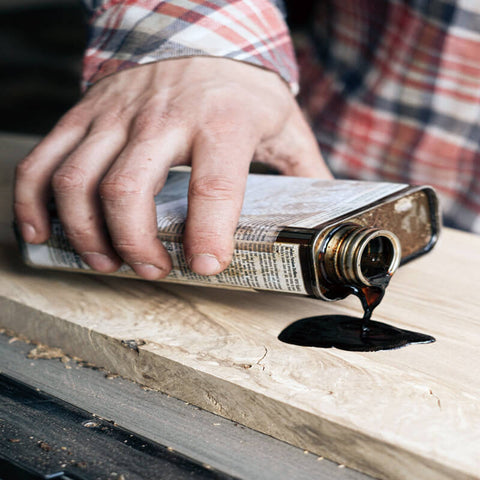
[321,224,402,288]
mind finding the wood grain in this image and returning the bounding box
[1,133,479,480]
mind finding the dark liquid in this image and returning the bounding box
[278,281,435,352]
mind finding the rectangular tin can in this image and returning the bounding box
[17,171,440,301]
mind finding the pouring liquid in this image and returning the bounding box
[278,280,435,352]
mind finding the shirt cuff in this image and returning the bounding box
[83,0,299,94]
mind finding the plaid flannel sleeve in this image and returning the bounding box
[82,0,298,93]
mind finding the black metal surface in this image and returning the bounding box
[0,374,235,480]
[0,454,88,480]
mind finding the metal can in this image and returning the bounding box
[17,171,440,301]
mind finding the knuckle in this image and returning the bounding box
[86,124,123,143]
[99,173,144,200]
[96,109,127,126]
[15,156,37,180]
[189,175,237,201]
[56,106,90,129]
[91,110,133,136]
[132,108,175,139]
[52,165,86,194]
[83,120,129,150]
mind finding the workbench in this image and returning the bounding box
[1,133,479,480]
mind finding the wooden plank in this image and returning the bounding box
[0,333,367,480]
[1,133,479,480]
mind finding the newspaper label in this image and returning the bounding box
[21,171,407,295]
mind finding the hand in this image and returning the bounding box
[14,57,332,279]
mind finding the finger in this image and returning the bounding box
[184,128,256,276]
[51,126,127,273]
[14,107,90,243]
[256,105,333,179]
[100,128,188,280]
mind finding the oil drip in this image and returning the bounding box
[278,279,435,352]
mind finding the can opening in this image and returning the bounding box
[360,235,396,282]
[320,224,402,289]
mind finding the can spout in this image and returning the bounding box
[321,224,402,288]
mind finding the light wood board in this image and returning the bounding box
[1,132,479,480]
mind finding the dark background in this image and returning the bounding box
[0,0,86,135]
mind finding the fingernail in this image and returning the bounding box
[20,222,36,243]
[189,254,221,276]
[82,252,118,272]
[132,263,165,280]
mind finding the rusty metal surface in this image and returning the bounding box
[350,188,439,262]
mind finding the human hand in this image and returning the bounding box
[14,57,332,279]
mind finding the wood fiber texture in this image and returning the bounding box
[1,133,479,480]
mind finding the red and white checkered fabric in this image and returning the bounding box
[83,0,480,233]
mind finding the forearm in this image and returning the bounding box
[82,0,298,93]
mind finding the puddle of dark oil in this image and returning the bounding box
[278,279,435,352]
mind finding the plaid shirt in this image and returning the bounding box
[83,0,480,234]
[82,0,298,92]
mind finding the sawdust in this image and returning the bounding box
[2,327,161,396]
[28,345,70,363]
[1,327,31,344]
[38,440,52,452]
